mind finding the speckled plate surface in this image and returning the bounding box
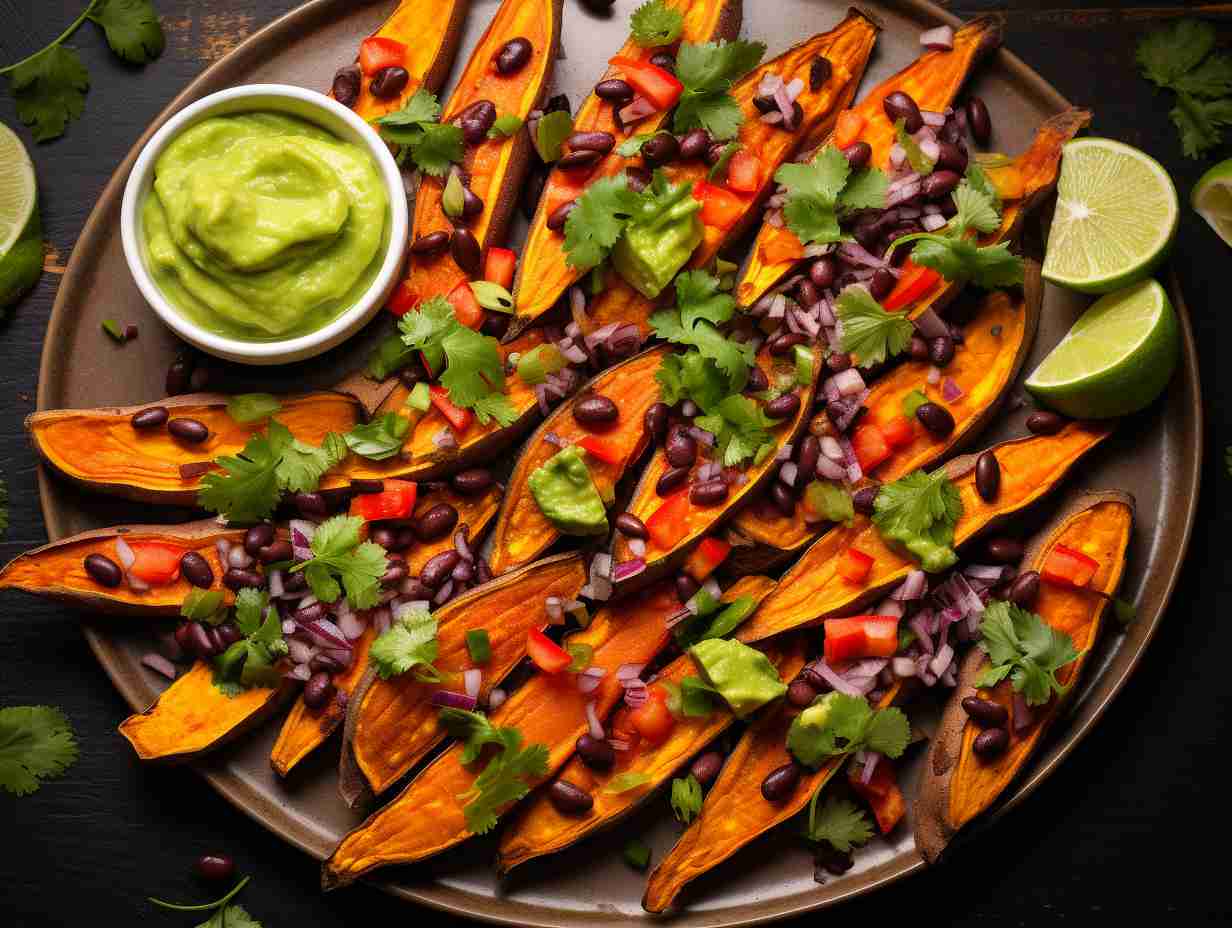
[36,0,1202,924]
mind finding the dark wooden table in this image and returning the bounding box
[1,1,1228,925]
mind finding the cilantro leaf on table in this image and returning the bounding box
[440,709,550,833]
[835,285,914,368]
[292,515,388,609]
[0,705,79,796]
[6,45,90,143]
[775,147,888,245]
[1171,93,1232,159]
[975,600,1082,706]
[1136,19,1217,90]
[89,0,165,63]
[1173,54,1232,99]
[803,796,874,853]
[344,412,410,462]
[786,692,910,768]
[1136,18,1232,158]
[563,174,643,270]
[376,89,463,176]
[650,270,754,391]
[370,606,441,681]
[630,0,683,48]
[670,773,703,825]
[196,904,262,928]
[872,468,964,572]
[673,40,767,141]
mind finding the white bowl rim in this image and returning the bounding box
[119,82,409,363]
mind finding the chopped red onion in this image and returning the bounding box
[560,342,589,365]
[887,180,922,206]
[838,242,888,270]
[267,569,285,599]
[831,367,866,397]
[909,611,935,654]
[889,143,906,170]
[918,138,941,163]
[815,455,847,482]
[774,443,795,463]
[766,209,784,228]
[768,293,787,320]
[487,687,507,709]
[454,528,474,563]
[837,435,863,483]
[545,596,565,625]
[922,213,948,232]
[928,642,955,677]
[613,555,645,585]
[433,580,455,605]
[228,546,253,570]
[941,377,965,402]
[432,690,478,711]
[874,597,904,619]
[892,656,918,678]
[433,429,458,451]
[920,24,955,50]
[627,538,647,559]
[338,609,366,641]
[116,537,136,569]
[892,569,928,601]
[578,666,606,694]
[921,109,948,128]
[286,663,313,682]
[623,680,649,708]
[289,521,315,560]
[785,77,804,101]
[819,436,845,461]
[928,365,942,385]
[569,286,587,319]
[616,662,645,682]
[288,639,315,665]
[779,461,799,488]
[687,425,716,448]
[760,109,784,125]
[965,564,1009,582]
[324,647,353,670]
[583,700,605,740]
[860,750,881,784]
[463,668,482,699]
[618,95,658,126]
[141,652,178,680]
[373,608,392,635]
[810,660,868,697]
[772,82,795,128]
[803,243,835,259]
[1013,694,1034,731]
[301,618,351,651]
[128,574,150,592]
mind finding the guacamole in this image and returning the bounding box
[611,181,703,299]
[142,112,389,341]
[688,638,786,718]
[528,445,609,536]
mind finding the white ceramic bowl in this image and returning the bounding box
[120,84,408,365]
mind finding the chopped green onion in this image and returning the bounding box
[406,381,431,412]
[466,629,492,664]
[516,344,568,385]
[101,319,126,343]
[901,388,930,418]
[565,641,594,672]
[488,114,523,139]
[469,280,515,313]
[442,171,466,219]
[794,344,814,387]
[623,839,652,870]
[226,393,282,424]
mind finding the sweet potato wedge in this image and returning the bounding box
[914,489,1134,862]
[487,346,670,574]
[736,423,1114,643]
[339,552,586,802]
[322,579,689,888]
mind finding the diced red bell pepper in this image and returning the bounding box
[692,181,746,231]
[835,547,874,584]
[350,479,418,522]
[386,280,418,317]
[645,488,690,550]
[760,231,805,265]
[446,279,485,331]
[861,616,900,657]
[576,434,623,465]
[609,56,683,110]
[725,150,762,194]
[429,385,474,434]
[628,684,675,744]
[126,541,186,585]
[822,615,898,662]
[833,110,866,149]
[683,537,731,582]
[879,415,915,450]
[851,423,891,473]
[527,628,572,674]
[359,37,407,77]
[484,247,517,290]
[1041,544,1099,589]
[882,258,943,311]
[848,758,907,834]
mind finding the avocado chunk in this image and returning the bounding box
[528,445,609,536]
[611,177,703,299]
[688,638,787,719]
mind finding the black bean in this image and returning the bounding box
[180,551,214,589]
[704,141,728,166]
[814,845,855,879]
[282,571,308,595]
[935,140,968,174]
[84,553,123,588]
[678,128,712,160]
[420,550,461,590]
[767,332,804,358]
[451,560,475,583]
[458,99,497,144]
[1007,570,1041,610]
[909,336,930,362]
[309,653,345,674]
[765,393,801,420]
[841,141,872,172]
[369,66,410,99]
[624,166,652,193]
[410,230,450,256]
[915,402,955,437]
[795,437,821,484]
[644,402,670,444]
[575,734,616,771]
[649,51,675,73]
[548,779,593,814]
[131,406,168,430]
[258,540,292,565]
[1026,410,1067,435]
[165,357,193,396]
[195,854,235,883]
[939,194,958,219]
[928,335,955,367]
[809,56,833,92]
[480,312,509,339]
[973,727,1009,759]
[414,503,459,542]
[573,394,619,428]
[168,418,209,444]
[243,524,275,557]
[557,149,603,171]
[883,90,923,133]
[369,525,397,550]
[665,425,697,468]
[869,267,897,301]
[546,199,577,231]
[922,169,962,199]
[294,492,328,519]
[787,676,818,708]
[962,696,1009,728]
[641,132,679,167]
[402,576,434,601]
[986,537,1024,564]
[303,671,336,710]
[743,366,770,394]
[690,479,729,506]
[331,64,361,109]
[567,130,616,154]
[810,256,836,289]
[216,622,243,648]
[761,762,802,801]
[657,466,690,497]
[348,479,383,497]
[690,751,725,788]
[495,37,533,74]
[675,573,699,603]
[615,512,648,540]
[966,96,992,146]
[796,279,819,310]
[223,568,264,591]
[458,187,484,221]
[975,451,1001,502]
[595,78,634,102]
[852,484,880,516]
[770,481,797,518]
[450,228,482,275]
[452,468,494,496]
[187,622,219,658]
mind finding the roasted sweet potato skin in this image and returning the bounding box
[914,490,1134,862]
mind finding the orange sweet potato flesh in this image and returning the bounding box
[269,485,501,776]
[346,0,471,122]
[610,345,820,589]
[643,682,901,912]
[508,0,742,336]
[323,579,692,887]
[573,12,880,342]
[914,490,1133,862]
[119,661,293,763]
[344,553,586,799]
[730,270,1042,565]
[736,423,1114,644]
[736,16,1003,306]
[488,346,670,574]
[403,0,563,304]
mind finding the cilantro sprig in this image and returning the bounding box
[975,600,1082,706]
[1,0,165,142]
[290,515,389,609]
[439,708,550,834]
[803,795,875,854]
[786,692,911,769]
[673,40,767,141]
[630,0,684,48]
[212,589,288,694]
[834,285,914,368]
[369,606,442,681]
[774,146,889,245]
[650,269,754,391]
[375,89,465,176]
[1137,19,1232,158]
[871,468,964,572]
[150,875,263,928]
[0,705,79,796]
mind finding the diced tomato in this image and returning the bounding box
[429,385,474,434]
[576,434,623,464]
[851,423,891,473]
[692,181,746,231]
[724,150,761,194]
[683,537,731,582]
[527,628,572,674]
[836,547,874,585]
[1041,544,1099,589]
[760,231,805,265]
[445,279,485,330]
[350,479,418,522]
[628,684,675,744]
[833,110,866,149]
[608,56,683,110]
[645,488,690,550]
[848,758,907,834]
[484,247,517,290]
[822,617,868,662]
[879,415,915,450]
[126,541,186,585]
[386,280,418,317]
[882,258,943,311]
[359,37,407,77]
[861,617,900,657]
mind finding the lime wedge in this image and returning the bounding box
[0,121,42,310]
[1025,278,1180,419]
[1192,157,1232,246]
[1041,138,1178,294]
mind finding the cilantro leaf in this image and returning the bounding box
[650,271,753,391]
[89,0,165,64]
[409,122,466,177]
[835,285,914,368]
[1136,19,1216,90]
[872,468,964,572]
[376,90,463,175]
[670,773,703,825]
[776,148,889,245]
[673,40,767,140]
[0,705,78,796]
[563,174,642,270]
[803,796,874,853]
[786,692,910,768]
[280,434,347,493]
[344,412,410,461]
[197,424,291,522]
[679,675,719,716]
[441,709,550,833]
[1174,53,1232,98]
[1170,92,1232,158]
[293,515,388,609]
[838,167,890,212]
[8,45,90,143]
[370,607,441,681]
[232,588,268,637]
[864,705,911,757]
[225,393,281,424]
[695,393,776,468]
[975,600,1082,706]
[468,392,520,427]
[953,181,1001,235]
[211,591,287,691]
[439,325,507,408]
[487,113,523,139]
[630,0,684,47]
[196,904,262,928]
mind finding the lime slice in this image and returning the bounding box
[0,121,42,309]
[1192,157,1232,246]
[1041,138,1178,295]
[1025,278,1180,419]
